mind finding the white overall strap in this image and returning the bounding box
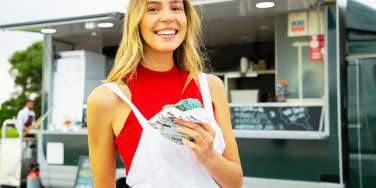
[198,74,226,154]
[104,83,150,129]
[198,73,215,121]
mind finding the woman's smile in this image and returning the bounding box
[154,27,179,39]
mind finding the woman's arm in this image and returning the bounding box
[175,74,243,188]
[87,85,120,188]
[205,74,243,187]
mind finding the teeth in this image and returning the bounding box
[156,30,176,35]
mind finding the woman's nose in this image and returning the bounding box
[160,9,174,23]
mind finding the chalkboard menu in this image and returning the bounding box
[230,105,323,131]
[74,156,93,188]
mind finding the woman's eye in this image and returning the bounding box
[147,7,159,12]
[172,6,183,11]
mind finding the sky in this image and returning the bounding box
[0,0,128,106]
[0,0,127,26]
[0,31,43,105]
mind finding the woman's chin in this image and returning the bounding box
[153,45,180,53]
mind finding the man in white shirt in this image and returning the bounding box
[16,99,35,136]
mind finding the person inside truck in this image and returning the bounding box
[87,0,243,187]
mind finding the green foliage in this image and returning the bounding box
[0,41,43,126]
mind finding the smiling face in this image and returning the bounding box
[140,0,187,53]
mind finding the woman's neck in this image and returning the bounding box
[141,47,174,72]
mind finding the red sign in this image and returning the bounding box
[309,35,325,62]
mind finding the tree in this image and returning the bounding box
[0,41,43,126]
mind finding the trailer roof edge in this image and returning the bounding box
[0,12,124,30]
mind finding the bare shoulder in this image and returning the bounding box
[87,83,132,136]
[87,83,131,110]
[87,84,117,110]
[206,74,226,100]
[206,74,225,88]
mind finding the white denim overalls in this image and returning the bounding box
[105,73,226,188]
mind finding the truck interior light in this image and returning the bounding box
[97,22,113,28]
[85,22,96,30]
[256,1,275,9]
[41,28,56,34]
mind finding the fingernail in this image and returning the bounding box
[181,138,187,144]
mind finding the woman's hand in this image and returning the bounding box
[173,118,218,166]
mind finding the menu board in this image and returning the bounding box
[74,156,93,188]
[230,105,323,131]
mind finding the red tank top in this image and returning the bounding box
[115,64,210,175]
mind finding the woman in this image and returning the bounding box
[87,0,243,187]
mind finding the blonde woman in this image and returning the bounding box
[87,0,243,187]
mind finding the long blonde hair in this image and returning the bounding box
[106,0,207,85]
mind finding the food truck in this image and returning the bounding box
[1,0,375,187]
